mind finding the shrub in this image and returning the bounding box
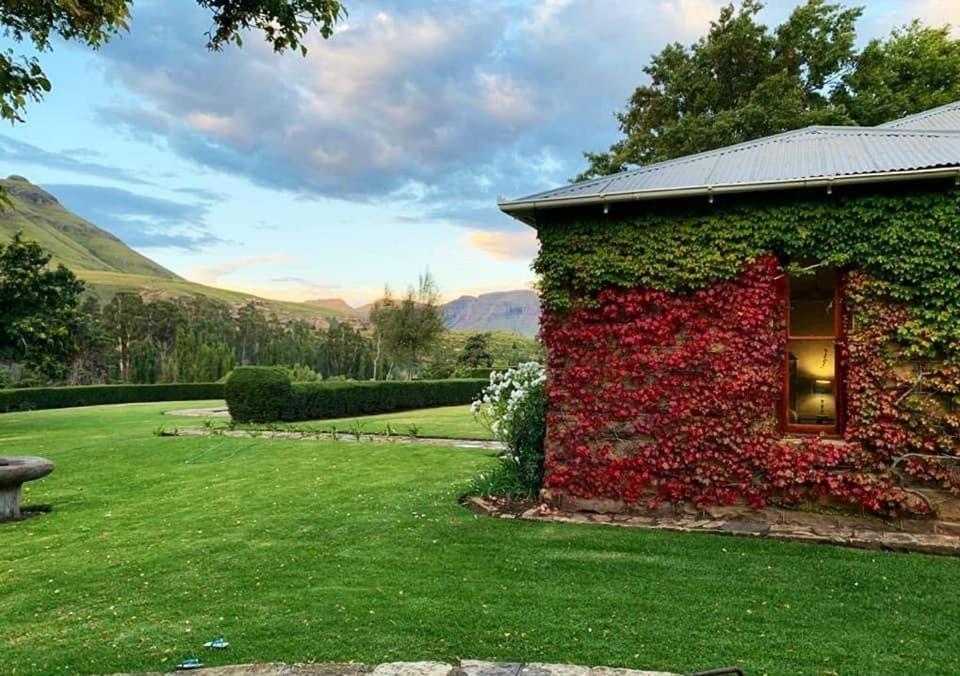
[472,362,547,497]
[0,383,224,413]
[224,367,293,423]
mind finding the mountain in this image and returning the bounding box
[442,290,540,338]
[0,176,180,279]
[304,298,358,315]
[0,176,354,323]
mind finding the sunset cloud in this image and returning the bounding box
[190,255,298,285]
[916,0,960,32]
[466,229,539,261]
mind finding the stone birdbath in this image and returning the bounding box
[0,457,54,522]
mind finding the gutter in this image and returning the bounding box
[498,166,960,225]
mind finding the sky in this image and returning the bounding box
[1,0,957,306]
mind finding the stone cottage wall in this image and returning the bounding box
[532,186,960,518]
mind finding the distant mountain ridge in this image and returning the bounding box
[345,290,541,338]
[442,290,540,338]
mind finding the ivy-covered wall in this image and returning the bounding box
[534,183,960,517]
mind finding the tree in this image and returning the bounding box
[834,21,960,126]
[321,319,372,379]
[1,0,346,124]
[236,302,268,365]
[369,272,446,380]
[369,287,395,381]
[141,299,185,379]
[0,232,84,378]
[458,333,494,369]
[129,338,161,383]
[69,296,112,385]
[102,292,145,382]
[578,1,960,179]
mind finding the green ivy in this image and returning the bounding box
[534,183,960,357]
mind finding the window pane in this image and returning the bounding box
[790,267,836,336]
[787,339,836,426]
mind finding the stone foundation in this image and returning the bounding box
[541,489,960,537]
[466,495,960,556]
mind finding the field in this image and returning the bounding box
[2,402,960,675]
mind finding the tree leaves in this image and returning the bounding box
[0,0,346,123]
[578,1,960,180]
[0,232,85,377]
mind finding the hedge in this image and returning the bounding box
[0,383,224,413]
[225,366,487,423]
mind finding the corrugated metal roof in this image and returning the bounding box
[877,101,960,131]
[498,102,960,222]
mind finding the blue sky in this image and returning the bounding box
[1,0,954,306]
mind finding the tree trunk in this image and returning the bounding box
[373,334,382,381]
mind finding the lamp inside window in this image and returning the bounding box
[785,265,839,432]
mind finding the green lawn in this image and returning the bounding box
[232,404,492,441]
[2,402,959,675]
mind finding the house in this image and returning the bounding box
[498,102,960,519]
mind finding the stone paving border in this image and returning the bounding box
[110,659,681,676]
[165,426,505,451]
[465,496,960,557]
[165,407,231,418]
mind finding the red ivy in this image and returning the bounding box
[540,257,953,518]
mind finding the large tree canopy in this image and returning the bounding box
[0,232,84,378]
[0,0,345,123]
[578,1,960,180]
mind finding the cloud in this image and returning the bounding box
[657,0,726,36]
[466,229,538,261]
[88,0,754,231]
[0,135,153,186]
[915,0,960,32]
[42,183,223,251]
[190,254,297,284]
[96,3,520,200]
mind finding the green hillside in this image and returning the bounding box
[0,176,354,322]
[79,269,353,321]
[0,176,180,278]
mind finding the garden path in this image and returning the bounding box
[109,659,681,676]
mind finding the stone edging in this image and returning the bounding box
[109,659,681,676]
[166,427,505,451]
[464,497,960,557]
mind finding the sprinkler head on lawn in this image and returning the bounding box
[0,457,54,522]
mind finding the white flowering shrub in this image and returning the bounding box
[472,362,547,495]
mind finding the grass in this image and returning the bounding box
[230,405,492,441]
[2,402,960,675]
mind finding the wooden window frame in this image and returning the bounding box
[781,270,844,437]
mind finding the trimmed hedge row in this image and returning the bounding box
[225,366,487,423]
[0,383,225,413]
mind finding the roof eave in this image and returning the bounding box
[498,166,960,227]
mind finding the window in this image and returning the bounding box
[785,266,840,433]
